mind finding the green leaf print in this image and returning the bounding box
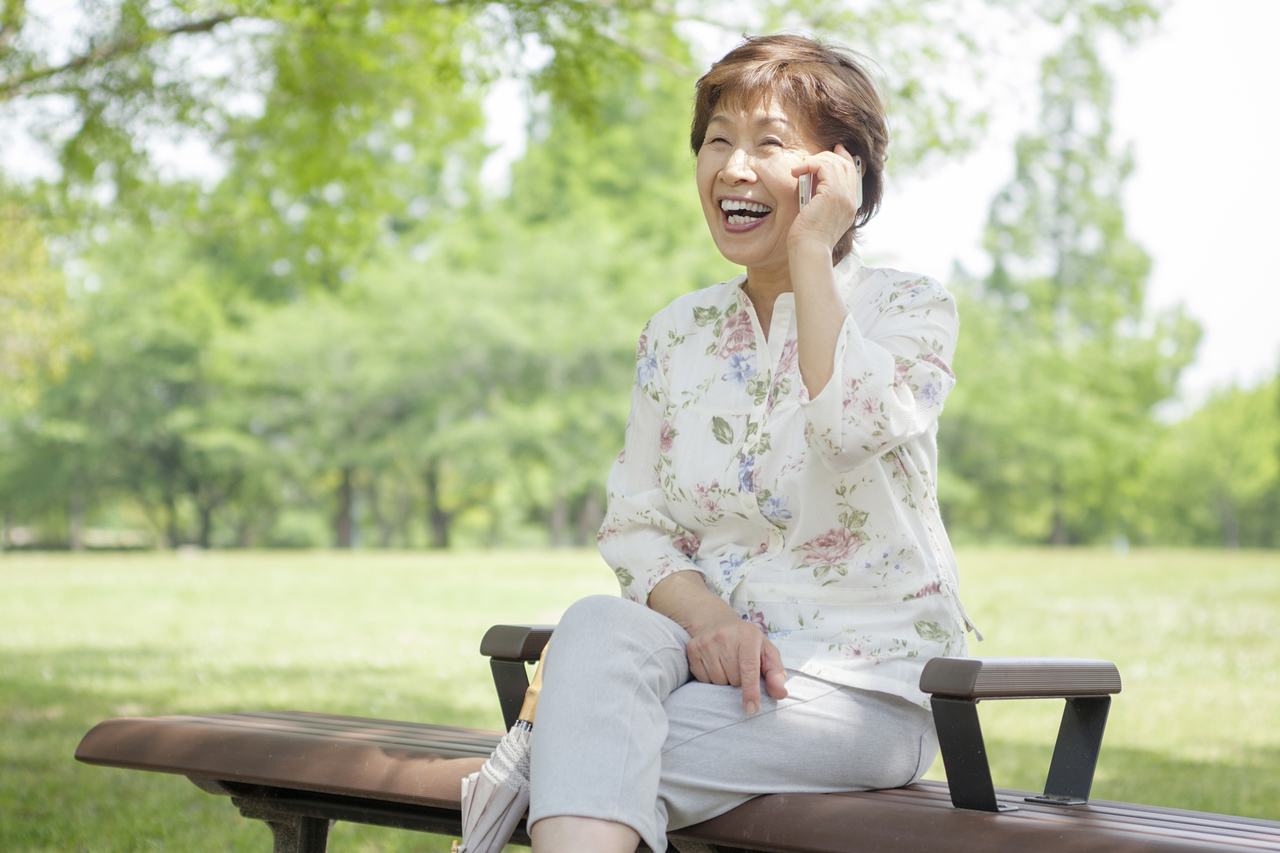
[914,621,950,642]
[840,508,869,529]
[711,416,734,445]
[693,306,721,327]
[615,567,635,587]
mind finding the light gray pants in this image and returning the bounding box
[528,595,937,853]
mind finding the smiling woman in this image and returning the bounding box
[526,34,978,853]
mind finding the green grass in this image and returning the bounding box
[2,548,1278,851]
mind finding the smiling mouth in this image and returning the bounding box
[720,199,772,225]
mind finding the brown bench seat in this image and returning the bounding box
[75,625,1280,853]
[75,709,1280,852]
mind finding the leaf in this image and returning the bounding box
[914,620,950,642]
[711,416,733,445]
[615,567,634,587]
[693,306,721,327]
[841,508,869,529]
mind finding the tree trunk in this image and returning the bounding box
[424,461,451,549]
[69,491,85,551]
[334,467,354,548]
[197,502,213,549]
[575,490,604,546]
[1218,493,1240,549]
[163,490,180,548]
[1,509,10,552]
[549,494,568,547]
[1049,478,1069,546]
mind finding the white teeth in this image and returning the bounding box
[719,199,772,214]
[727,215,754,225]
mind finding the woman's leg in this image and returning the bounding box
[528,594,936,852]
[657,674,937,836]
[528,595,693,853]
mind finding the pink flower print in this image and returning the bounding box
[860,398,877,417]
[922,350,954,379]
[659,420,675,454]
[752,539,770,556]
[743,610,768,633]
[717,309,755,357]
[636,333,648,359]
[908,580,942,600]
[776,338,799,378]
[844,644,867,660]
[800,527,865,566]
[597,522,621,542]
[893,357,912,387]
[672,534,701,557]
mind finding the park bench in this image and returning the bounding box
[76,624,1280,852]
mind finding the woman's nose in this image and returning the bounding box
[722,147,755,182]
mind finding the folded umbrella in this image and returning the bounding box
[454,646,547,853]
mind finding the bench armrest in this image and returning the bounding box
[480,624,555,729]
[920,656,1122,814]
[920,657,1122,700]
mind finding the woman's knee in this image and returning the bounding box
[556,594,649,636]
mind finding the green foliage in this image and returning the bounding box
[939,31,1200,545]
[1134,378,1280,547]
[0,199,83,415]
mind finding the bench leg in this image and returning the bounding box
[930,697,1017,813]
[235,797,331,853]
[1027,696,1111,805]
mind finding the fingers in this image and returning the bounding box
[738,634,763,714]
[761,640,789,701]
[685,620,788,715]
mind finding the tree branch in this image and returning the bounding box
[0,12,239,102]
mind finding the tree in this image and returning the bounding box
[1135,377,1280,547]
[939,30,1200,545]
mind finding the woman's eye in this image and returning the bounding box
[761,138,783,147]
[707,136,729,146]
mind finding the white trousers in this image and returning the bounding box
[528,595,938,853]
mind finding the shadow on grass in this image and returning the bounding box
[1,645,496,853]
[982,738,1280,821]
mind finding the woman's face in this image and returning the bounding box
[695,98,823,279]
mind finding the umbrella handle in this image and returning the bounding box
[517,645,548,725]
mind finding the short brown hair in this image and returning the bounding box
[691,34,888,262]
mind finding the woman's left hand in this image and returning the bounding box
[788,143,862,254]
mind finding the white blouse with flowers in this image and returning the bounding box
[597,250,977,708]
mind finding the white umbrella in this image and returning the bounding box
[455,647,547,853]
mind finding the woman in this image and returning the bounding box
[528,34,976,853]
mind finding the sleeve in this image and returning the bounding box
[597,320,705,604]
[800,274,959,472]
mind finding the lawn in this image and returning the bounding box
[1,547,1277,851]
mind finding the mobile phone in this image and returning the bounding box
[799,155,864,208]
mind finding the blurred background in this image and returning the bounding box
[3,3,1278,848]
[2,0,1277,552]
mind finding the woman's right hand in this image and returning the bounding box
[649,571,789,714]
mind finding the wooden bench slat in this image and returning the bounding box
[75,713,491,809]
[75,712,1280,853]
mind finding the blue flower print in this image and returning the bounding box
[722,353,757,388]
[637,353,658,386]
[919,380,941,407]
[762,493,792,523]
[719,552,744,584]
[738,454,756,493]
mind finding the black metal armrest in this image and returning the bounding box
[920,657,1122,813]
[479,624,555,730]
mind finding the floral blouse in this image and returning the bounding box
[598,250,977,708]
